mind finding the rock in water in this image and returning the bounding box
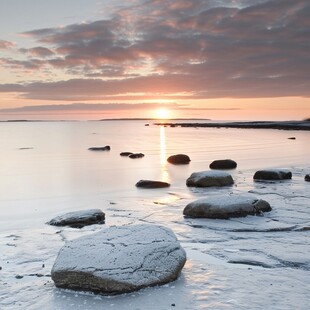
[51,224,186,294]
[305,174,310,182]
[186,170,234,187]
[253,169,292,181]
[209,159,237,170]
[120,152,133,156]
[129,153,145,158]
[136,180,170,188]
[183,194,271,219]
[88,146,110,151]
[167,154,190,164]
[47,209,105,228]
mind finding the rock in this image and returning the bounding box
[253,169,292,181]
[136,180,170,188]
[120,152,133,156]
[305,174,310,182]
[88,146,110,151]
[288,137,296,140]
[47,209,105,228]
[186,170,234,187]
[167,154,190,165]
[129,153,144,159]
[183,194,271,219]
[145,124,149,126]
[51,224,186,294]
[209,159,237,170]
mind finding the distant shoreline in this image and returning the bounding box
[154,121,310,131]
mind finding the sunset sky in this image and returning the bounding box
[0,0,309,120]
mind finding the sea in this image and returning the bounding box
[0,120,309,309]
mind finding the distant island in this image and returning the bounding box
[154,120,310,131]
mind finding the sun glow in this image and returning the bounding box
[156,108,170,119]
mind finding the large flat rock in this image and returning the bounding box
[51,224,186,294]
[47,209,105,228]
[186,170,234,187]
[183,194,271,219]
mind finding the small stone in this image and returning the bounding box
[209,159,237,170]
[15,275,23,279]
[167,154,190,165]
[136,180,170,189]
[88,146,110,151]
[120,152,133,156]
[186,170,234,187]
[288,137,296,140]
[305,174,310,182]
[129,153,145,158]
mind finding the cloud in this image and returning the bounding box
[0,40,15,50]
[0,0,309,99]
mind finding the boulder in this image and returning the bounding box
[209,159,237,170]
[183,194,271,219]
[47,209,105,228]
[136,180,170,188]
[186,170,234,187]
[129,153,145,159]
[253,169,292,181]
[88,146,110,151]
[305,174,310,182]
[120,152,133,156]
[51,224,186,294]
[167,154,190,165]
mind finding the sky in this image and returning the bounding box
[0,0,309,120]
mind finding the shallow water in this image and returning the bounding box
[0,121,309,309]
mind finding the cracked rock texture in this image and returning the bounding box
[186,170,234,187]
[51,224,186,294]
[183,194,271,219]
[47,209,105,228]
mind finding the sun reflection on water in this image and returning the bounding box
[160,126,170,183]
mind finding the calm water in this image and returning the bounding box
[1,121,310,309]
[0,120,309,229]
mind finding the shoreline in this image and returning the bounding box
[154,120,310,131]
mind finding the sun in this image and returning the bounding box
[156,108,170,119]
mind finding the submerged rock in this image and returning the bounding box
[129,153,145,158]
[88,146,110,151]
[136,180,170,188]
[186,170,234,187]
[167,154,191,164]
[120,152,133,156]
[183,194,271,219]
[305,174,310,182]
[209,159,237,170]
[253,169,292,181]
[51,224,186,294]
[47,209,105,228]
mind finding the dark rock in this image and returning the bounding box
[305,174,310,182]
[183,194,271,219]
[167,154,190,165]
[288,137,296,140]
[129,153,145,159]
[145,124,149,126]
[88,146,110,151]
[51,224,186,294]
[47,209,105,228]
[186,170,234,187]
[209,159,237,170]
[120,152,133,156]
[136,180,170,188]
[253,169,292,181]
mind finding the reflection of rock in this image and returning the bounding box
[47,209,105,228]
[129,153,145,158]
[305,174,310,182]
[183,194,271,219]
[167,154,190,164]
[253,169,292,181]
[120,152,133,156]
[209,159,237,170]
[186,170,234,187]
[51,224,186,294]
[136,180,170,188]
[88,146,110,151]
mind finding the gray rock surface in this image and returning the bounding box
[136,180,170,188]
[209,159,237,170]
[253,169,292,181]
[51,224,186,294]
[88,146,110,151]
[186,170,234,187]
[167,154,190,164]
[47,209,105,228]
[183,194,271,219]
